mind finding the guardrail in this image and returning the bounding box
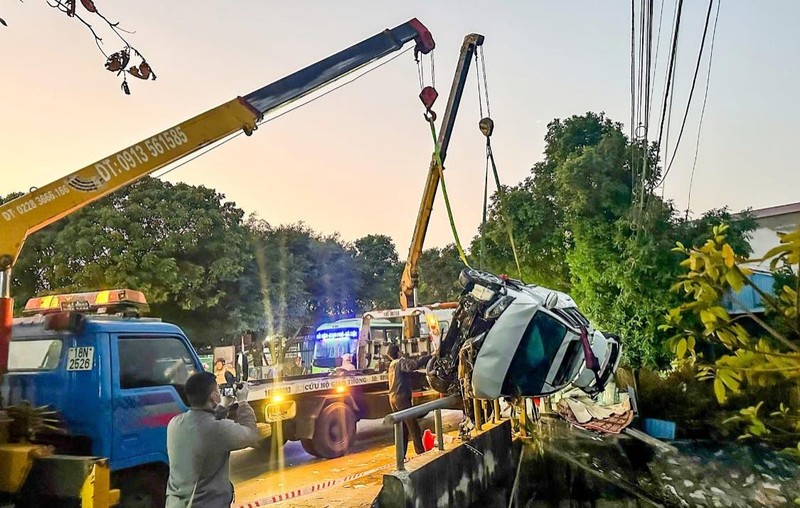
[383,394,460,471]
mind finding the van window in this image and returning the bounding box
[501,312,568,396]
[8,339,63,371]
[118,337,197,389]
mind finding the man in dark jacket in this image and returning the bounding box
[387,344,430,459]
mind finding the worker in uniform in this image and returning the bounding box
[213,358,235,385]
[386,344,431,460]
[340,353,356,371]
[165,371,259,507]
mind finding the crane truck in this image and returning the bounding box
[223,33,489,460]
[399,33,485,340]
[0,19,434,508]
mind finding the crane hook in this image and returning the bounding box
[420,86,439,123]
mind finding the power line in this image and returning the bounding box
[657,0,715,187]
[685,0,722,218]
[654,0,684,165]
[647,0,667,123]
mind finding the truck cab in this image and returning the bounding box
[1,289,202,507]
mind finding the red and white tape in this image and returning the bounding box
[235,463,391,507]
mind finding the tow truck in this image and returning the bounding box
[0,19,435,507]
[242,305,448,459]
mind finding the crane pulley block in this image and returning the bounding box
[419,86,439,120]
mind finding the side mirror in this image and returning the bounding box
[544,292,559,309]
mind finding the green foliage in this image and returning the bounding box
[664,225,800,449]
[416,244,464,304]
[9,179,259,346]
[473,112,755,369]
[353,234,401,310]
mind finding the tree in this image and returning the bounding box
[248,219,316,339]
[473,112,755,368]
[2,1,155,94]
[663,225,800,453]
[353,234,401,310]
[8,178,261,346]
[416,244,464,304]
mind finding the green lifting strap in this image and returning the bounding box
[427,118,471,268]
[480,154,489,270]
[486,139,522,279]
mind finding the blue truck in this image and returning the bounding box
[4,289,200,506]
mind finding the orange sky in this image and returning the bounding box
[2,1,798,253]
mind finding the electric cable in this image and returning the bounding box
[685,0,722,218]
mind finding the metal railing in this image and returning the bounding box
[383,394,460,471]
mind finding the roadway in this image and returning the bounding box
[230,410,464,506]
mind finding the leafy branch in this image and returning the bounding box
[4,1,156,94]
[664,224,800,449]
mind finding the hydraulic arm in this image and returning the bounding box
[0,18,434,374]
[400,33,484,339]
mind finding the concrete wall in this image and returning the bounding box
[376,420,514,508]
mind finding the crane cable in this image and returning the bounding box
[417,51,471,268]
[475,47,522,279]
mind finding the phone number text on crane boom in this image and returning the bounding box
[94,127,189,182]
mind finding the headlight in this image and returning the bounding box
[484,295,515,320]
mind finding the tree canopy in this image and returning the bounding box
[474,112,755,368]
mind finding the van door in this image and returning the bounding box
[111,335,197,469]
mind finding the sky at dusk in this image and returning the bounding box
[2,1,798,253]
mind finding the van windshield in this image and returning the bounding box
[501,311,569,396]
[8,339,63,371]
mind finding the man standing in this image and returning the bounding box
[386,344,430,460]
[213,358,234,385]
[166,371,259,507]
[340,353,356,371]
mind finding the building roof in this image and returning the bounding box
[749,201,800,220]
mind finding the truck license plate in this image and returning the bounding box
[67,347,94,371]
[265,401,296,422]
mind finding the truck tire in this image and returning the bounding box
[311,402,356,459]
[117,468,166,508]
[300,438,319,457]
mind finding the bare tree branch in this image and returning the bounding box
[7,1,157,94]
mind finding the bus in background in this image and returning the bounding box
[311,318,402,374]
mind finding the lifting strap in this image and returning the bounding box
[426,116,471,268]
[474,47,522,279]
[479,118,522,279]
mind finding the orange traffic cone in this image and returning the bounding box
[422,429,435,451]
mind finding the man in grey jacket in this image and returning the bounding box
[166,371,260,507]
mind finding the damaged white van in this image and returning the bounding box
[426,269,622,400]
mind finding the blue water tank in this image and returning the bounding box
[722,271,776,314]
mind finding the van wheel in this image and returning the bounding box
[117,468,166,508]
[312,402,356,459]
